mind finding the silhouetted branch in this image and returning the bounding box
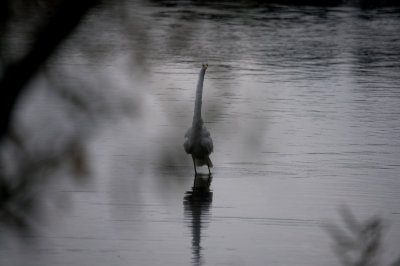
[0,0,99,139]
[0,0,100,233]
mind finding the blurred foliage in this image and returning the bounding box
[0,128,89,232]
[0,0,148,235]
[0,0,100,233]
[327,207,400,266]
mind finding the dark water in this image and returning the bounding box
[1,2,400,265]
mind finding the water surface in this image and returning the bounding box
[1,2,400,265]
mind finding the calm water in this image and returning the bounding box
[2,1,400,265]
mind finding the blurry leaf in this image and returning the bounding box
[340,206,362,236]
[327,207,386,266]
[391,257,400,266]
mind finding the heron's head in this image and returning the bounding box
[202,63,208,70]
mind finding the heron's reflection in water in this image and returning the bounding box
[184,174,213,266]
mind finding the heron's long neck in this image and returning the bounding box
[192,68,206,128]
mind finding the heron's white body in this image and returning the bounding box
[184,65,213,171]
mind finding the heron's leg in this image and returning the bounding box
[207,174,212,186]
[192,155,197,176]
[193,174,197,188]
[207,165,211,175]
[192,155,198,188]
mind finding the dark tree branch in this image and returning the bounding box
[0,0,99,139]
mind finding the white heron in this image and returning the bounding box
[184,63,213,176]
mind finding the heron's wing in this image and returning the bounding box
[201,138,213,154]
[200,126,213,153]
[184,127,192,138]
[200,126,210,138]
[183,127,192,154]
